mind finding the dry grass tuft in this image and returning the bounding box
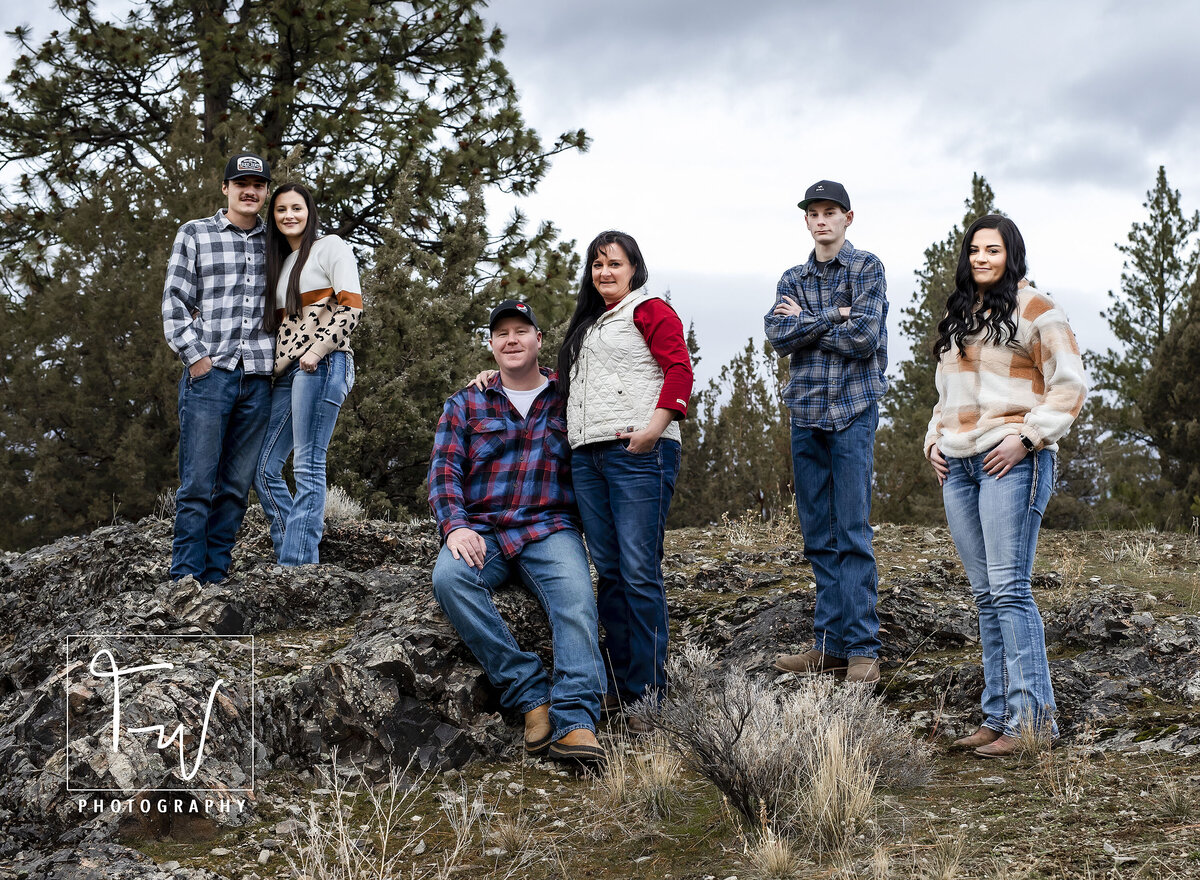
[153,490,176,521]
[802,718,878,853]
[287,754,442,880]
[596,732,686,820]
[745,822,804,879]
[1154,776,1199,821]
[1035,724,1097,805]
[918,833,966,880]
[633,645,930,854]
[722,496,801,548]
[1011,714,1058,760]
[325,484,366,522]
[486,810,532,854]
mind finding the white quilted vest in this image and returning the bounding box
[567,288,682,449]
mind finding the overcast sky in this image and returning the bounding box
[4,1,1198,385]
[479,0,1200,382]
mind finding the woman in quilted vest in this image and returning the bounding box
[558,230,694,732]
[254,183,363,565]
[924,215,1087,757]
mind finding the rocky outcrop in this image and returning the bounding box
[1,515,1198,874]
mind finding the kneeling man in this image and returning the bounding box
[428,300,605,764]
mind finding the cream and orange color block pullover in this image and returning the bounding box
[924,287,1088,459]
[273,234,363,376]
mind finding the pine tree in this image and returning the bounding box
[669,322,707,526]
[872,174,997,525]
[0,113,219,547]
[0,0,587,257]
[0,1,586,548]
[672,340,792,526]
[1140,292,1200,524]
[1087,166,1199,528]
[1090,166,1200,440]
[328,179,490,516]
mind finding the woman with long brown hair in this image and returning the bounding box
[254,183,362,565]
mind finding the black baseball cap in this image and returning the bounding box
[224,152,271,182]
[488,299,539,331]
[797,180,850,211]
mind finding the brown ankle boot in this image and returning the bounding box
[524,703,551,756]
[773,649,848,676]
[952,726,1002,749]
[548,728,605,764]
[844,657,880,684]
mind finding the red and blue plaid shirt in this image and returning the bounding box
[428,368,579,558]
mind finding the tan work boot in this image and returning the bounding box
[524,703,552,756]
[952,726,1002,750]
[548,727,606,764]
[843,657,880,684]
[974,734,1020,758]
[773,649,848,676]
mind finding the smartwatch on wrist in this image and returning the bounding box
[1019,434,1035,452]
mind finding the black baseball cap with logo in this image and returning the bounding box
[797,180,851,211]
[223,152,271,182]
[488,299,539,331]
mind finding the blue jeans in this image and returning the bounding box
[255,352,354,565]
[942,448,1058,738]
[172,365,271,582]
[790,403,881,659]
[572,439,681,702]
[431,528,603,738]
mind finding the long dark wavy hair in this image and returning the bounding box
[933,214,1027,359]
[556,230,649,400]
[262,183,320,334]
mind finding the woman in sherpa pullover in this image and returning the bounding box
[254,183,362,566]
[924,214,1087,758]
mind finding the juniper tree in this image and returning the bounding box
[872,174,997,525]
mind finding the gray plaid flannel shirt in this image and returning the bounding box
[161,209,273,373]
[764,239,889,430]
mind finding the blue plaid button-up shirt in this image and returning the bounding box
[161,209,274,373]
[428,369,579,559]
[764,239,889,430]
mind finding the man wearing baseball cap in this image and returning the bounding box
[162,151,273,582]
[428,300,605,765]
[764,180,889,685]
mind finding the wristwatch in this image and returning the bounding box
[1019,434,1035,452]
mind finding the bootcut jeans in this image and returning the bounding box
[941,446,1059,739]
[172,364,271,582]
[789,403,882,659]
[431,528,604,739]
[255,351,354,565]
[572,438,681,703]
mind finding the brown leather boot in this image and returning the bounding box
[524,703,552,756]
[974,734,1020,758]
[773,649,848,676]
[548,728,606,764]
[952,726,1002,750]
[844,657,880,684]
